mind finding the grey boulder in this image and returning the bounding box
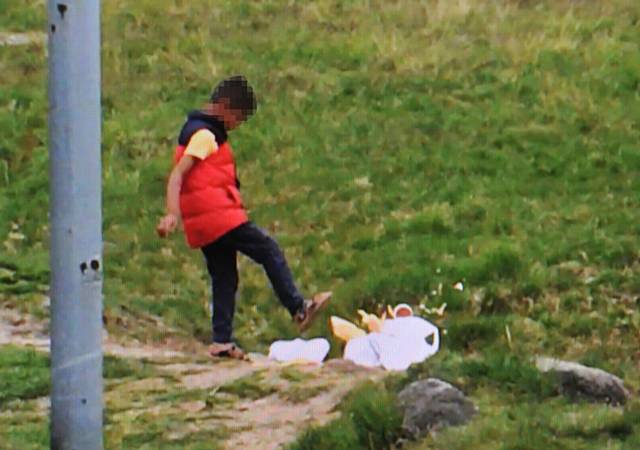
[536,357,631,406]
[397,378,477,440]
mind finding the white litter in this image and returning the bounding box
[343,334,383,368]
[343,316,440,371]
[268,338,330,364]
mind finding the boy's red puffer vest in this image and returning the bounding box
[175,111,248,248]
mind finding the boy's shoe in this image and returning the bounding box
[208,342,249,361]
[294,291,332,332]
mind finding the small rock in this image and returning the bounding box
[535,357,631,406]
[397,378,477,440]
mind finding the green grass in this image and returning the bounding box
[287,382,402,450]
[289,357,640,450]
[407,348,557,399]
[116,424,224,450]
[0,421,49,450]
[0,0,44,31]
[103,355,158,380]
[2,0,640,448]
[217,371,278,400]
[0,346,49,405]
[0,346,208,449]
[407,395,640,450]
[280,383,330,404]
[0,345,160,406]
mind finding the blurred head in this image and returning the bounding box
[207,75,257,130]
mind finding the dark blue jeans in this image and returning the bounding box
[201,222,305,343]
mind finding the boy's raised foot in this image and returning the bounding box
[294,291,332,332]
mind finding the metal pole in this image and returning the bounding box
[47,1,103,449]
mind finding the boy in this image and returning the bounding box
[156,75,331,360]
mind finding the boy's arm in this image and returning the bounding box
[156,155,196,238]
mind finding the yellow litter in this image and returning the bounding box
[357,309,385,332]
[330,316,366,342]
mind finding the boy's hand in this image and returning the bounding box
[158,155,194,238]
[157,213,179,238]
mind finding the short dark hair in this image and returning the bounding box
[210,75,257,118]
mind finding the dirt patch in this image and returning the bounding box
[0,32,46,46]
[220,365,384,450]
[0,305,193,360]
[0,307,49,350]
[1,306,387,449]
[180,362,259,390]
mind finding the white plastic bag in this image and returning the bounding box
[381,317,440,359]
[343,317,440,371]
[268,338,330,363]
[344,333,383,368]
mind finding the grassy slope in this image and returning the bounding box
[1,0,639,448]
[0,345,226,449]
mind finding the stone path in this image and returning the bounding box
[0,305,385,449]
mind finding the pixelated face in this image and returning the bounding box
[218,99,247,130]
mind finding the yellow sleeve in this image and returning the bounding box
[184,129,218,160]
